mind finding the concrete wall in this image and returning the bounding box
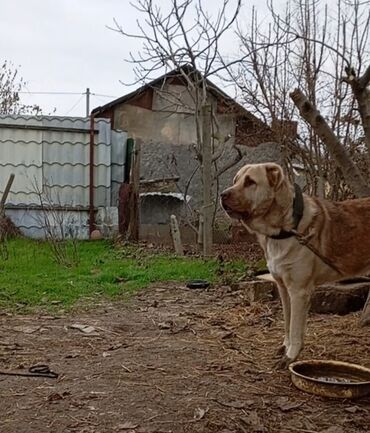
[114,83,235,147]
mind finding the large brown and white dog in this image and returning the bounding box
[221,162,370,368]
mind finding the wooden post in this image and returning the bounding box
[201,105,213,257]
[0,173,15,217]
[118,183,132,236]
[125,138,134,183]
[170,214,184,256]
[128,138,141,242]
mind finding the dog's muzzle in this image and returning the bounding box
[220,190,250,220]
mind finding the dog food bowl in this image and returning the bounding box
[186,279,210,289]
[289,359,370,399]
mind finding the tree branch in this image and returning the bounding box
[216,144,243,177]
[358,64,370,89]
[290,88,370,197]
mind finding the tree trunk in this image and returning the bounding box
[290,88,370,198]
[128,138,141,242]
[347,65,370,153]
[201,105,213,256]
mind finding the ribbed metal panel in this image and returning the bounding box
[0,115,127,238]
[5,207,90,239]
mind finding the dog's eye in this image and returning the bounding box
[244,176,256,187]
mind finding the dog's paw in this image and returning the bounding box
[274,355,293,370]
[276,345,287,356]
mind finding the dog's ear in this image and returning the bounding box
[265,164,285,190]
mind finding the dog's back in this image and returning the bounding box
[310,196,370,276]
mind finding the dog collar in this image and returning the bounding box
[269,183,304,240]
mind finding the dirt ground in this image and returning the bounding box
[0,283,369,433]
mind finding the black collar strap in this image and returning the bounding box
[269,183,304,240]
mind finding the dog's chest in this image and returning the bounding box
[265,239,297,276]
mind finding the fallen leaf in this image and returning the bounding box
[345,406,359,413]
[117,421,139,430]
[276,396,302,412]
[69,324,98,335]
[108,343,125,351]
[221,331,236,340]
[158,321,173,330]
[193,407,209,420]
[239,411,267,433]
[48,391,71,402]
[65,353,80,359]
[114,277,126,283]
[215,399,246,409]
[13,325,41,334]
[320,427,344,433]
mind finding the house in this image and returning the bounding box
[92,66,282,243]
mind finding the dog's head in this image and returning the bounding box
[220,163,286,222]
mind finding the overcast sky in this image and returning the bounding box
[1,0,282,117]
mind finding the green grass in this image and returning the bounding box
[0,238,248,311]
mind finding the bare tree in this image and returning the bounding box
[32,179,80,268]
[228,0,370,199]
[0,60,42,115]
[111,0,243,255]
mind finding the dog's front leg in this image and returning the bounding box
[276,287,311,369]
[276,281,290,356]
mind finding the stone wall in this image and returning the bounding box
[139,140,282,208]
